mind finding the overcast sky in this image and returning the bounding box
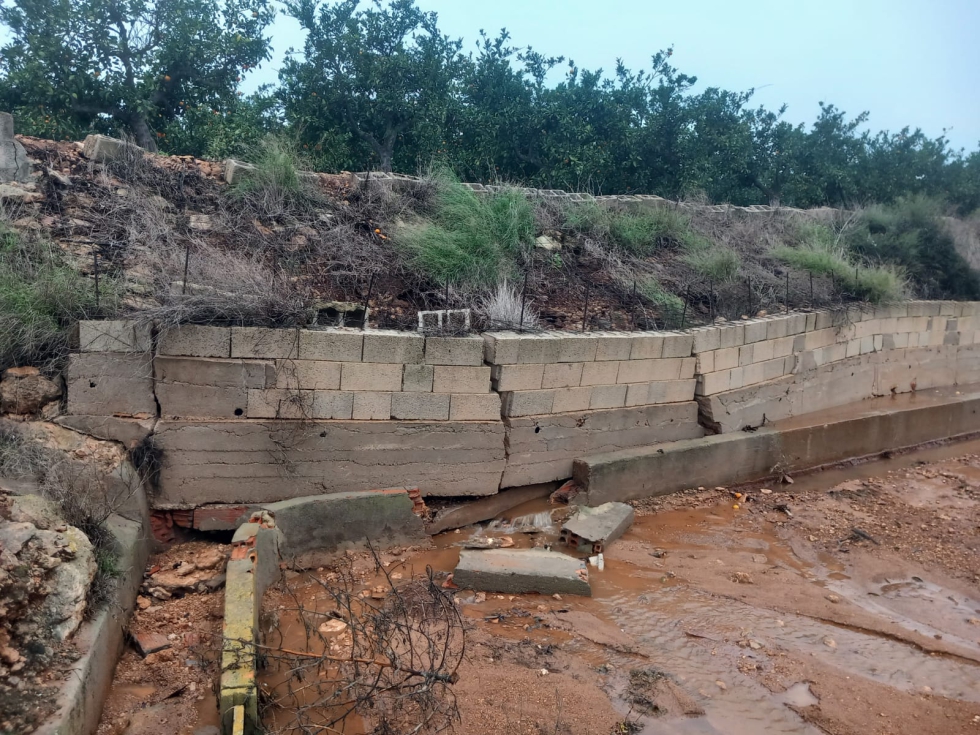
[248,0,980,152]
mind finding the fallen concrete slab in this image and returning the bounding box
[426,483,555,535]
[453,549,591,596]
[560,502,634,553]
[263,489,426,568]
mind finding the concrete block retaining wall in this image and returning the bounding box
[61,301,980,507]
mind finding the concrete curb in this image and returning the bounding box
[33,513,150,735]
[576,387,980,504]
[219,512,283,735]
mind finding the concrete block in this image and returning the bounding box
[274,360,341,391]
[560,502,634,553]
[65,352,155,417]
[558,334,598,362]
[362,330,423,364]
[78,320,152,353]
[299,329,363,362]
[814,311,836,330]
[717,324,744,349]
[630,333,664,360]
[542,362,584,388]
[223,158,257,185]
[352,392,391,420]
[425,335,485,365]
[661,332,695,358]
[482,332,520,364]
[581,361,620,386]
[232,327,299,359]
[691,328,720,354]
[453,549,590,596]
[786,313,807,334]
[54,415,155,448]
[766,318,789,340]
[805,312,817,332]
[491,363,545,391]
[156,356,273,389]
[698,370,731,396]
[772,336,795,358]
[729,366,745,390]
[263,490,426,567]
[433,365,491,393]
[501,390,555,417]
[390,392,450,420]
[741,362,765,386]
[594,333,634,361]
[697,351,715,374]
[158,325,231,358]
[753,339,775,363]
[340,363,403,392]
[552,387,593,413]
[714,346,739,371]
[517,334,562,364]
[157,383,248,419]
[624,382,651,407]
[590,384,627,409]
[81,134,141,162]
[312,390,355,419]
[246,389,315,419]
[449,393,501,421]
[154,420,505,502]
[744,320,769,343]
[402,364,434,392]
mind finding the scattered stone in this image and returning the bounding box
[760,488,772,495]
[751,554,768,565]
[731,572,754,584]
[148,586,172,601]
[136,596,151,610]
[560,502,634,554]
[715,680,727,690]
[823,637,837,648]
[131,630,171,657]
[318,619,348,636]
[825,593,842,604]
[453,549,591,596]
[534,235,561,251]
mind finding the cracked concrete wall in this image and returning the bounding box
[58,302,980,510]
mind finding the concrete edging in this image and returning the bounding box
[575,387,980,505]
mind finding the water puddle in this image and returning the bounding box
[779,682,819,708]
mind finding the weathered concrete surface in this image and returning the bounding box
[454,549,591,596]
[152,420,506,505]
[53,415,156,448]
[426,483,555,535]
[0,112,32,182]
[560,502,634,553]
[577,386,980,506]
[501,402,704,488]
[576,431,783,505]
[65,352,155,417]
[33,513,150,735]
[263,489,426,567]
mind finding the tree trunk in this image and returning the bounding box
[126,113,158,152]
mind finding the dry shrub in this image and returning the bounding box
[258,556,463,735]
[477,279,541,332]
[130,239,309,329]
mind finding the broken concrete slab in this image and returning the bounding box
[560,502,634,554]
[262,489,426,568]
[453,549,591,596]
[426,483,555,535]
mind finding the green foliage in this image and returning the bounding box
[396,172,534,289]
[639,277,685,323]
[0,0,274,150]
[845,196,980,299]
[564,202,699,255]
[281,0,466,172]
[773,225,906,303]
[681,244,741,282]
[0,227,118,370]
[160,94,280,160]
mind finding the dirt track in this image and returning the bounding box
[100,440,980,735]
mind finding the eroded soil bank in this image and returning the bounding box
[99,440,980,735]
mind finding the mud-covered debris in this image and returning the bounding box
[560,501,634,554]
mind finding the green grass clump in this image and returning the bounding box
[396,173,534,290]
[773,224,905,303]
[0,227,116,371]
[681,241,741,282]
[564,202,700,255]
[639,276,686,325]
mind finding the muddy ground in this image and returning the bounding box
[98,440,980,735]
